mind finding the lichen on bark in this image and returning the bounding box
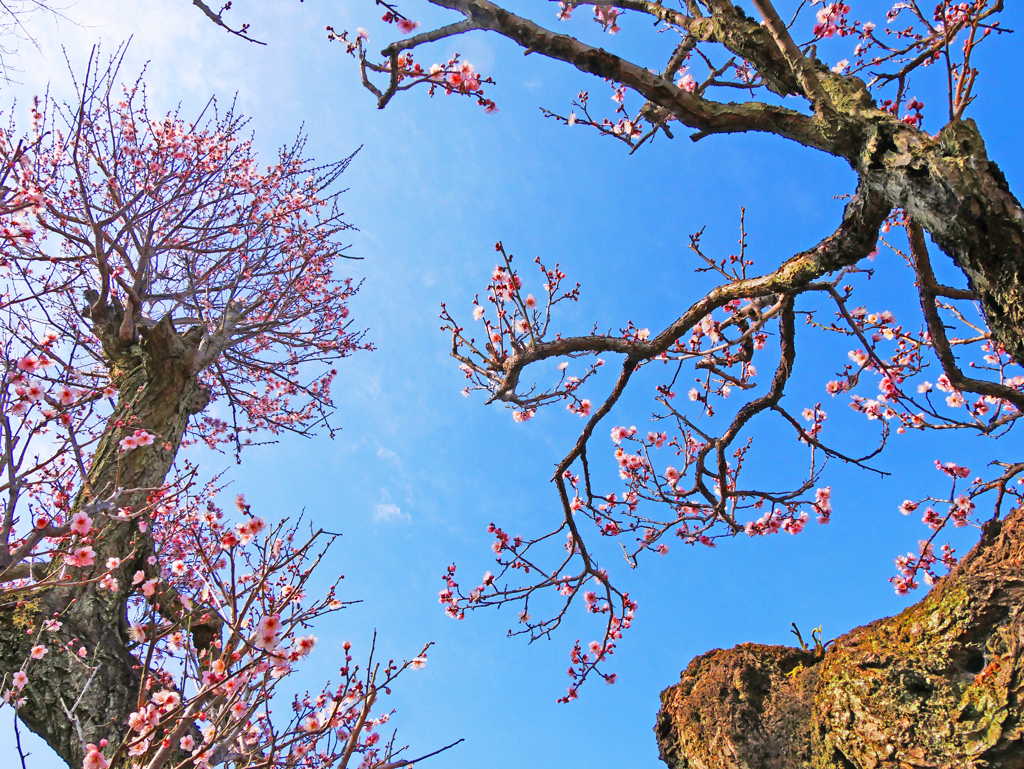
[656,509,1024,769]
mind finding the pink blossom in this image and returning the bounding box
[935,461,970,479]
[293,635,317,657]
[568,399,592,417]
[814,2,848,38]
[234,518,264,548]
[610,425,636,444]
[815,487,832,524]
[12,671,27,690]
[396,19,420,34]
[783,512,809,535]
[899,500,918,516]
[472,305,485,321]
[254,614,282,650]
[66,546,96,568]
[24,380,45,402]
[410,655,427,669]
[119,430,154,452]
[142,579,157,597]
[98,574,118,592]
[30,645,47,660]
[152,690,180,708]
[70,512,92,536]
[82,744,111,769]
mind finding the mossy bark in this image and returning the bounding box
[656,510,1024,768]
[0,316,208,768]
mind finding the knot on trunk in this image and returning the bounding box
[188,385,212,415]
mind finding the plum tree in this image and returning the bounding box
[300,1,1022,764]
[0,51,444,769]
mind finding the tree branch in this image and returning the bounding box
[191,0,265,45]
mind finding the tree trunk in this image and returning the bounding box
[856,118,1024,365]
[655,508,1024,768]
[0,316,209,768]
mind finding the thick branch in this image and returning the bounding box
[490,181,889,402]
[909,220,1024,412]
[426,0,827,148]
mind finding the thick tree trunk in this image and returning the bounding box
[853,118,1024,365]
[655,508,1024,768]
[0,316,208,768]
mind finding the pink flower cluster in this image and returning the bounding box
[119,430,155,452]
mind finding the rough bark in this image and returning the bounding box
[0,313,210,768]
[656,509,1024,768]
[853,118,1024,366]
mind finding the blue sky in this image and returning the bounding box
[4,1,1023,767]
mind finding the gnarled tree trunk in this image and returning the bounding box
[656,509,1024,768]
[0,315,210,768]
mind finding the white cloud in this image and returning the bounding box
[374,502,409,523]
[377,446,400,466]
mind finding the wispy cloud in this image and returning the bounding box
[374,489,409,522]
[377,446,401,466]
[374,502,409,523]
